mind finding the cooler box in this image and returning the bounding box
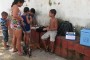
[80,29,90,46]
[65,32,76,40]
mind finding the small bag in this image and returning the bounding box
[36,26,47,32]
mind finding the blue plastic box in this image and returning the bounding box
[80,29,90,46]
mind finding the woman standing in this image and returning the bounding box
[11,0,24,55]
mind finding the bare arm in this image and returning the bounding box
[12,5,23,21]
[5,19,9,28]
[47,19,58,31]
[26,16,32,24]
[32,16,37,26]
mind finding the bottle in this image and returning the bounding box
[73,27,76,35]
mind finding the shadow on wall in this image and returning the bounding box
[57,18,64,24]
[85,22,90,29]
[74,25,83,36]
[35,10,41,16]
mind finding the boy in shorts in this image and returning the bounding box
[0,11,9,50]
[41,9,58,53]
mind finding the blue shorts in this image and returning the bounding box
[23,30,31,33]
[2,30,8,42]
[22,26,30,33]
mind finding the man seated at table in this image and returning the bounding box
[41,9,58,53]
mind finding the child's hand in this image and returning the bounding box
[43,27,50,31]
[30,16,32,19]
[21,21,25,26]
[46,27,50,31]
[43,28,47,30]
[6,19,9,21]
[20,17,24,21]
[30,16,32,21]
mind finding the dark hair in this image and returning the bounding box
[1,11,8,16]
[30,8,36,14]
[50,9,57,15]
[11,0,25,7]
[24,7,29,12]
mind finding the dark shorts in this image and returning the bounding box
[2,30,8,42]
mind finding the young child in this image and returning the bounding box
[0,11,9,50]
[41,9,57,53]
[22,7,32,47]
[29,8,37,26]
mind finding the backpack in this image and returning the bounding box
[57,21,74,36]
[36,26,47,32]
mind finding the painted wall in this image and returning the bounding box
[0,0,90,27]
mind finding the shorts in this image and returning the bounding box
[41,31,57,42]
[26,30,30,33]
[11,20,22,30]
[23,30,31,33]
[2,30,8,42]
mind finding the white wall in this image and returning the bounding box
[0,0,90,27]
[0,0,13,15]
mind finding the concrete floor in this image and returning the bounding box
[0,32,66,60]
[0,46,66,60]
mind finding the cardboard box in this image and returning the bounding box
[80,29,90,46]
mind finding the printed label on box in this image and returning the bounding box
[65,32,76,40]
